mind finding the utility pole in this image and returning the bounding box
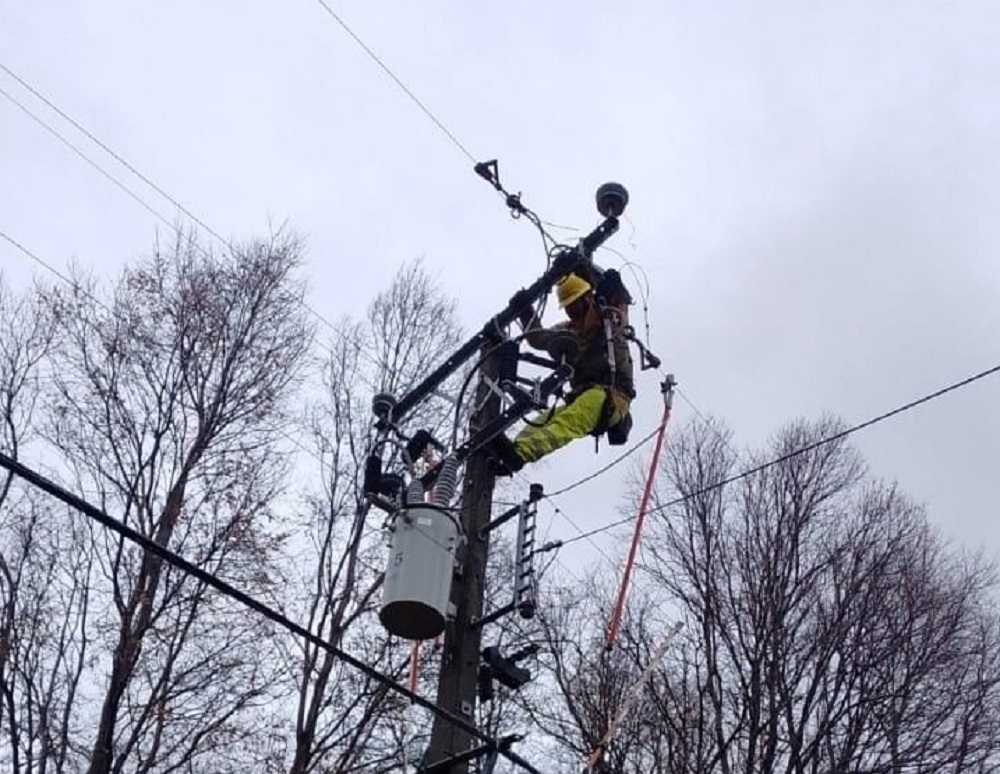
[377,171,635,773]
[423,349,501,772]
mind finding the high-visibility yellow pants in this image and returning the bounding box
[513,386,629,464]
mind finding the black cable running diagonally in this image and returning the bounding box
[558,362,1000,548]
[0,450,542,774]
[312,0,476,165]
[0,64,375,372]
[543,385,738,500]
[0,62,232,250]
[546,424,662,499]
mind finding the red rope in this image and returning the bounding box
[408,640,420,698]
[605,377,675,649]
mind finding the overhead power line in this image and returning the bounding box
[548,424,662,498]
[0,64,370,366]
[0,62,480,410]
[0,84,175,228]
[0,229,86,300]
[312,0,476,164]
[560,362,1000,548]
[0,61,231,250]
[543,387,726,502]
[0,448,542,774]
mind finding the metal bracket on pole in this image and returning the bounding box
[470,601,517,631]
[478,502,523,540]
[419,735,523,774]
[454,364,571,462]
[481,375,509,406]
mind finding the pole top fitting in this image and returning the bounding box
[528,483,544,502]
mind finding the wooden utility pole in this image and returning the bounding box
[424,351,501,772]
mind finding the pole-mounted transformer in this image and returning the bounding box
[379,455,463,640]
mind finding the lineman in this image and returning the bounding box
[490,272,635,474]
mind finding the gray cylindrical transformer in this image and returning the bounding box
[379,504,460,640]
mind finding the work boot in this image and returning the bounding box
[485,434,525,477]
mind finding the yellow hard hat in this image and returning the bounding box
[556,274,592,308]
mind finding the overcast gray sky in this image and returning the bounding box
[2,1,998,576]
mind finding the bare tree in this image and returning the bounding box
[278,258,466,774]
[0,274,84,773]
[518,416,1000,774]
[642,416,1000,774]
[29,229,314,774]
[514,566,681,774]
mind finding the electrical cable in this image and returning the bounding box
[519,404,559,429]
[9,35,650,672]
[0,229,95,307]
[0,60,577,419]
[546,424,662,498]
[558,361,1000,547]
[673,388,715,433]
[528,213,653,350]
[0,68,382,375]
[546,498,618,573]
[0,61,231,252]
[450,344,504,448]
[540,220,581,233]
[1,84,179,229]
[0,65,558,451]
[675,386,744,466]
[312,0,476,165]
[0,448,542,774]
[3,42,616,771]
[517,383,675,584]
[449,330,559,449]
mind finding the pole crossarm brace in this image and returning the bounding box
[479,502,522,539]
[390,216,619,425]
[471,604,515,630]
[0,450,543,774]
[419,734,523,774]
[452,363,571,461]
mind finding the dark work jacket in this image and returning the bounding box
[535,305,635,401]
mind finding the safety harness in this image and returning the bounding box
[591,313,635,447]
[564,268,637,448]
